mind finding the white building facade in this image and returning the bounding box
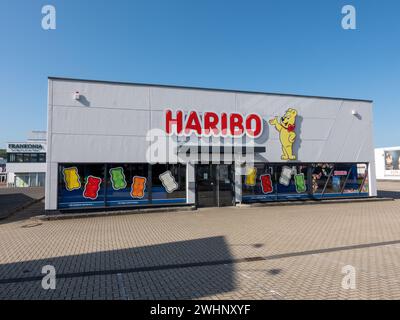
[6,131,47,187]
[45,77,376,212]
[375,147,400,180]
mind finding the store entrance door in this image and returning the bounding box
[196,164,235,207]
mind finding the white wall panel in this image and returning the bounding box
[50,134,148,163]
[52,80,150,110]
[150,87,236,113]
[52,106,150,136]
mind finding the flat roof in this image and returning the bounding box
[48,76,373,103]
[375,146,400,150]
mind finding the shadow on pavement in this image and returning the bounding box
[0,236,236,299]
[378,190,400,199]
[0,200,45,225]
[0,193,36,219]
[0,187,45,223]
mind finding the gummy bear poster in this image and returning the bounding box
[131,176,146,199]
[83,176,102,200]
[109,167,127,190]
[63,167,81,191]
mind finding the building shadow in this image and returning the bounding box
[0,193,36,220]
[292,115,303,161]
[0,236,236,300]
[78,95,90,107]
[377,190,400,199]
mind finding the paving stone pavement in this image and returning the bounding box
[0,181,400,299]
[0,187,44,219]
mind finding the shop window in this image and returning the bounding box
[357,164,369,193]
[23,154,30,162]
[37,173,45,187]
[7,153,16,162]
[38,153,46,163]
[311,164,335,194]
[312,163,369,197]
[16,154,23,162]
[242,163,275,199]
[341,164,369,194]
[151,164,186,204]
[7,153,46,163]
[332,164,356,194]
[105,163,149,207]
[276,165,309,197]
[58,164,106,209]
[30,154,39,163]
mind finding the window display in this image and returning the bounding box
[151,164,186,204]
[105,163,149,207]
[311,163,369,198]
[276,165,308,198]
[58,164,105,208]
[384,150,400,176]
[58,163,187,209]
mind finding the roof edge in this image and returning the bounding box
[48,76,374,103]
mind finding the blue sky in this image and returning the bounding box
[0,0,399,148]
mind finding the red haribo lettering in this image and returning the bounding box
[184,111,202,135]
[165,110,263,138]
[229,113,244,136]
[221,113,228,136]
[246,114,263,138]
[204,112,219,136]
[166,109,183,135]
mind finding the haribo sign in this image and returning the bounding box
[165,110,263,138]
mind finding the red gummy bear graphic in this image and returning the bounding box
[83,176,102,200]
[260,174,273,194]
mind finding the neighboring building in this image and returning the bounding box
[6,131,47,187]
[375,147,400,180]
[0,158,6,185]
[45,77,376,212]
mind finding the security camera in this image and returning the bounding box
[73,91,80,100]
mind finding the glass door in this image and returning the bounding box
[196,164,217,207]
[217,164,235,207]
[196,164,235,207]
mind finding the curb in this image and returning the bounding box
[235,197,395,208]
[0,196,45,221]
[35,205,197,221]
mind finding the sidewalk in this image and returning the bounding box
[0,187,44,220]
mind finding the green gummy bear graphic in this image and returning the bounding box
[294,173,306,193]
[109,167,127,190]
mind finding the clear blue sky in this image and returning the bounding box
[1,0,399,148]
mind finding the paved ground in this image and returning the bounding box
[0,187,44,219]
[0,181,400,299]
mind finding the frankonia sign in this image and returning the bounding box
[8,143,45,152]
[165,109,263,138]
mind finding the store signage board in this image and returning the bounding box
[7,143,46,153]
[165,109,263,138]
[384,149,400,176]
[164,108,300,161]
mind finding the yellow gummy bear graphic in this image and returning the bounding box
[63,167,81,191]
[269,108,298,160]
[245,167,257,186]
